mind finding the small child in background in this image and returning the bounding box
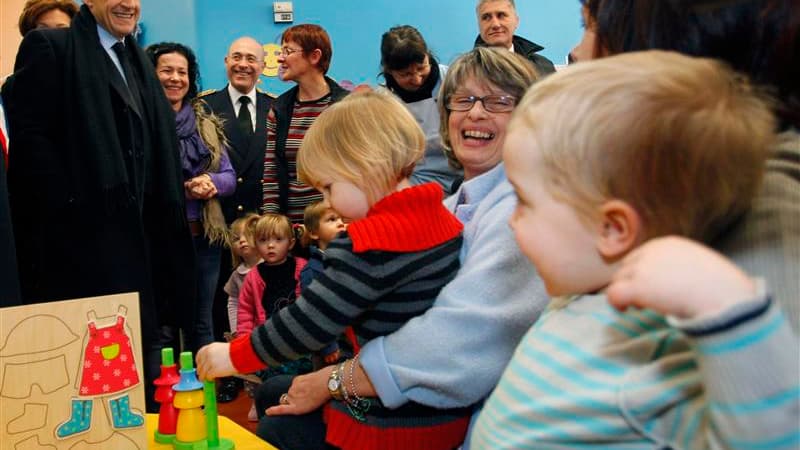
[197,91,467,450]
[471,51,799,449]
[217,213,262,404]
[299,201,345,290]
[235,213,309,421]
[300,201,347,366]
[224,213,262,334]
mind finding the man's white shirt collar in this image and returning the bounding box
[227,84,257,108]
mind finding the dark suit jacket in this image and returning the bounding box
[201,88,272,223]
[2,13,194,351]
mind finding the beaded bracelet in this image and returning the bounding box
[343,354,371,422]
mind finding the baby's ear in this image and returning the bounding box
[595,199,641,260]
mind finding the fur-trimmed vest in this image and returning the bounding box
[193,99,230,245]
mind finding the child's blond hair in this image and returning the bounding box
[297,91,425,205]
[229,213,260,267]
[510,50,776,242]
[253,213,294,243]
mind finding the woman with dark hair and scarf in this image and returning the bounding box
[146,42,235,353]
[380,25,463,194]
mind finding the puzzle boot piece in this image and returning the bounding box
[109,395,144,429]
[56,398,93,438]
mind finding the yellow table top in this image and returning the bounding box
[145,413,277,449]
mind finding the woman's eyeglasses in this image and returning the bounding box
[446,94,517,113]
[280,47,304,56]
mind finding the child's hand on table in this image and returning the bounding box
[196,342,237,381]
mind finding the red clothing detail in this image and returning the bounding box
[0,128,7,167]
[78,315,140,397]
[236,257,307,336]
[323,404,469,450]
[347,183,463,253]
[230,333,264,374]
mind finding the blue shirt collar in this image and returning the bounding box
[97,24,123,51]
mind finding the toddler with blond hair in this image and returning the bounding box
[198,91,468,449]
[472,51,799,449]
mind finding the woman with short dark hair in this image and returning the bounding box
[262,24,348,223]
[17,0,78,36]
[379,25,462,193]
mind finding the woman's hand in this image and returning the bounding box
[184,174,218,199]
[607,236,757,320]
[265,365,334,416]
[196,342,237,381]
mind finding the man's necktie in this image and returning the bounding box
[111,41,142,110]
[238,96,253,137]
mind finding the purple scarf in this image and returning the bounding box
[175,102,210,179]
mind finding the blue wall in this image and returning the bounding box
[140,1,583,96]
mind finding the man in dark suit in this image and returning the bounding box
[473,0,556,75]
[1,0,194,411]
[201,36,272,402]
[201,36,272,223]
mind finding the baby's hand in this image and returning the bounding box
[607,236,757,320]
[196,342,236,381]
[323,350,340,365]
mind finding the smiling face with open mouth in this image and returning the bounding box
[155,52,189,111]
[225,37,265,95]
[447,76,515,180]
[85,0,140,40]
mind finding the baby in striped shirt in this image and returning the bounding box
[472,51,799,449]
[197,91,471,450]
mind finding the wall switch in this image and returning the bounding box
[273,2,293,13]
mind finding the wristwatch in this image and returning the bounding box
[327,363,345,401]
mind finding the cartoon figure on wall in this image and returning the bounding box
[262,43,281,77]
[57,306,143,439]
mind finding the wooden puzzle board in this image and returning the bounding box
[0,293,147,449]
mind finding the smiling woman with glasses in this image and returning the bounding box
[249,47,547,450]
[261,24,348,224]
[379,25,463,194]
[446,94,517,113]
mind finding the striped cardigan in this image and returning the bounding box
[261,77,348,223]
[231,183,471,449]
[471,289,800,450]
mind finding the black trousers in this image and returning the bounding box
[254,375,338,450]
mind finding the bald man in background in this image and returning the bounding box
[201,36,274,402]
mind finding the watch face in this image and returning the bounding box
[328,378,340,391]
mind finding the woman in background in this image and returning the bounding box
[379,25,463,194]
[146,42,236,352]
[262,24,347,224]
[17,0,78,36]
[255,47,548,449]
